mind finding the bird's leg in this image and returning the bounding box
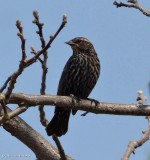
[86,97,99,106]
[81,111,89,116]
[81,98,99,116]
[70,94,81,115]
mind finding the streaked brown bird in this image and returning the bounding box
[46,37,100,137]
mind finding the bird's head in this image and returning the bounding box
[65,37,95,54]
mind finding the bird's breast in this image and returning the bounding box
[57,54,100,98]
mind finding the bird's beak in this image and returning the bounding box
[65,40,75,46]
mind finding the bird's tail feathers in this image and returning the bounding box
[46,109,70,137]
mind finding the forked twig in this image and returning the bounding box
[1,12,67,106]
[32,11,49,127]
[122,117,150,160]
[114,1,150,17]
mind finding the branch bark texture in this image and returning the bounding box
[2,107,72,160]
[9,93,150,116]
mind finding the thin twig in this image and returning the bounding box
[0,93,7,115]
[0,105,28,125]
[3,13,67,105]
[5,20,27,103]
[30,46,43,64]
[5,63,25,103]
[32,10,49,127]
[52,134,67,160]
[32,11,46,49]
[26,14,67,67]
[16,20,27,61]
[121,117,150,160]
[0,101,7,116]
[0,76,12,93]
[113,1,150,17]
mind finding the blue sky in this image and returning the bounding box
[0,1,150,160]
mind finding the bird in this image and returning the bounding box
[46,37,100,137]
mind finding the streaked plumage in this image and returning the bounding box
[46,37,100,137]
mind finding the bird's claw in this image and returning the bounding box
[81,98,99,116]
[86,98,99,107]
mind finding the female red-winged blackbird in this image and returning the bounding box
[46,37,100,137]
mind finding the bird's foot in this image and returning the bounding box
[86,98,99,109]
[81,98,99,116]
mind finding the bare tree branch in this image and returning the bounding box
[52,135,67,160]
[5,21,27,103]
[0,76,12,93]
[0,11,69,160]
[122,117,150,160]
[2,92,150,159]
[31,12,68,157]
[2,91,150,125]
[1,106,72,160]
[6,93,150,116]
[0,105,28,125]
[16,20,27,61]
[32,11,46,49]
[2,12,67,105]
[0,94,7,115]
[30,46,43,63]
[1,6,149,159]
[32,10,49,127]
[113,1,150,17]
[26,13,67,67]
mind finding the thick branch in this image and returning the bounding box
[8,93,150,116]
[1,106,72,160]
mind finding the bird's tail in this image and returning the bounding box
[46,108,71,137]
